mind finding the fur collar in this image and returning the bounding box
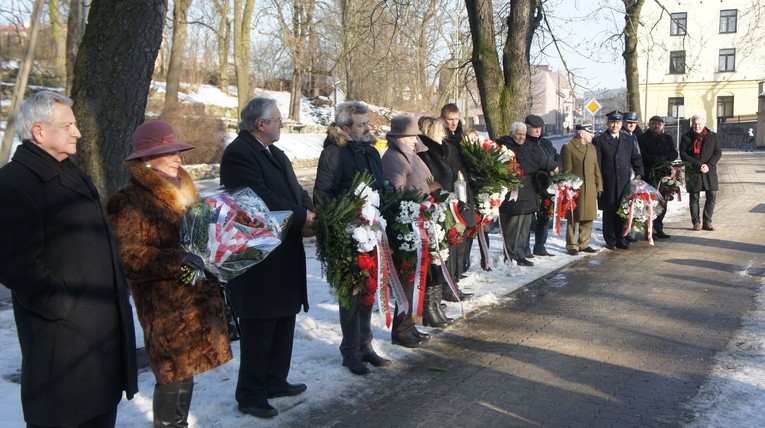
[124,160,198,213]
[325,124,352,148]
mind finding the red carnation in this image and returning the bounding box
[365,276,377,293]
[358,253,375,271]
[361,293,375,306]
[401,260,413,271]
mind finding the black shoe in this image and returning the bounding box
[362,351,392,367]
[238,403,278,419]
[581,247,598,253]
[654,231,671,239]
[458,290,474,300]
[525,252,535,259]
[515,258,534,266]
[342,352,370,375]
[567,249,579,256]
[605,244,616,250]
[267,383,307,399]
[392,331,421,348]
[615,242,630,249]
[412,328,431,341]
[533,249,555,257]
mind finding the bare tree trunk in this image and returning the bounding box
[0,0,45,166]
[49,0,66,77]
[70,0,167,197]
[623,0,645,114]
[466,0,541,139]
[233,0,255,112]
[65,0,88,96]
[165,0,193,110]
[213,0,230,94]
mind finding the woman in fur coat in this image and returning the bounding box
[107,121,232,427]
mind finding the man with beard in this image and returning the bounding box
[523,115,560,257]
[638,115,677,238]
[592,110,644,250]
[313,101,392,376]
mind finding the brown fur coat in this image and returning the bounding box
[107,160,232,384]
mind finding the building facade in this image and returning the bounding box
[637,0,765,136]
[530,65,576,134]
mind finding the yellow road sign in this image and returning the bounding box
[585,98,602,115]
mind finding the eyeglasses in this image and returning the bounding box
[266,117,283,124]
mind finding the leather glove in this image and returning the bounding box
[182,252,206,271]
[468,176,485,192]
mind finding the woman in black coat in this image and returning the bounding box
[0,91,137,427]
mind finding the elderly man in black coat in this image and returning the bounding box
[220,97,315,419]
[679,113,722,231]
[593,110,644,250]
[497,122,558,266]
[0,91,137,427]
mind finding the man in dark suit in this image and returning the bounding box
[0,91,137,427]
[220,97,315,419]
[592,110,644,250]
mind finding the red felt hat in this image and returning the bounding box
[125,120,195,160]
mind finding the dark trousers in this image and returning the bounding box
[501,212,532,260]
[236,316,296,406]
[339,301,374,358]
[602,209,628,247]
[653,209,667,233]
[526,212,550,253]
[27,407,117,428]
[392,280,415,335]
[689,190,716,225]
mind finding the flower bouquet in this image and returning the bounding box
[648,159,692,203]
[314,173,405,327]
[543,172,583,235]
[380,189,432,322]
[461,136,524,270]
[180,187,293,284]
[617,179,665,245]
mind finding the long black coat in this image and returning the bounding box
[313,125,387,203]
[638,131,678,182]
[220,131,313,318]
[497,136,557,216]
[679,128,722,192]
[418,135,477,227]
[0,142,137,426]
[593,132,644,211]
[526,134,561,193]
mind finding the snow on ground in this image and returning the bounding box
[1,85,764,425]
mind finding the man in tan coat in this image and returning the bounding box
[561,123,603,255]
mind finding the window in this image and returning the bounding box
[719,49,736,71]
[720,9,737,33]
[668,97,685,119]
[717,96,734,118]
[669,51,686,74]
[670,12,687,36]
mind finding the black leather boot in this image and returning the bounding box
[176,378,193,428]
[153,385,180,428]
[423,282,447,327]
[412,326,431,341]
[434,283,454,325]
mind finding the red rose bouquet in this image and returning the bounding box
[181,187,292,283]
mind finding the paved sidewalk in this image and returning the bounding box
[304,152,765,427]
